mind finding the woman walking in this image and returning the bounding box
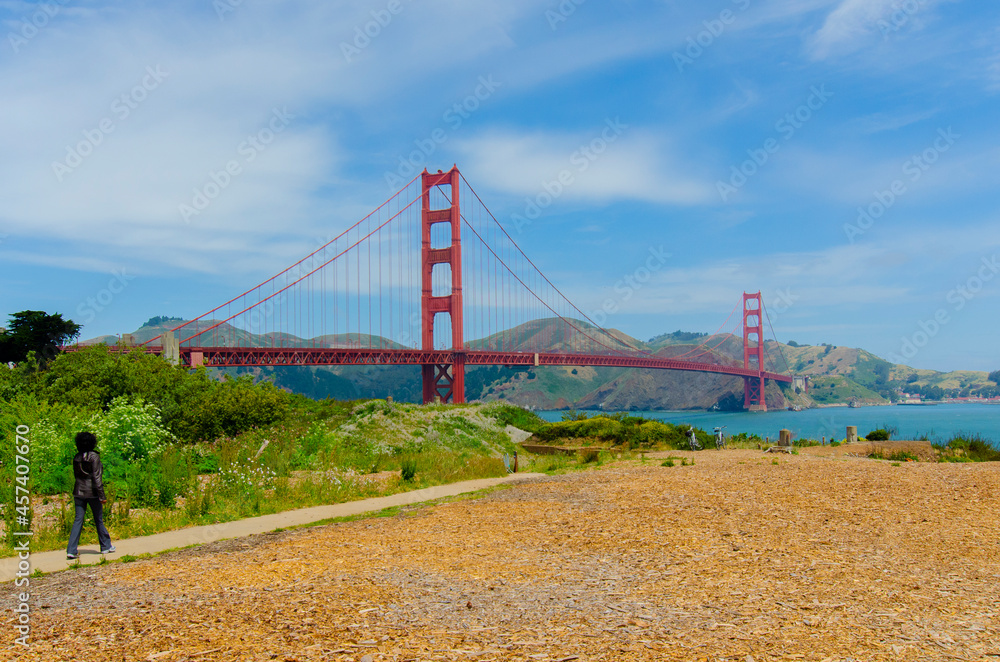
[66,431,115,560]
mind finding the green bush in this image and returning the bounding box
[179,374,289,441]
[0,363,35,401]
[0,396,93,501]
[190,446,219,474]
[29,408,89,495]
[43,346,289,443]
[483,402,547,433]
[89,396,171,475]
[400,459,417,482]
[293,423,335,469]
[535,418,621,443]
[44,345,196,419]
[534,414,708,450]
[944,434,1000,462]
[636,421,687,447]
[155,448,193,508]
[866,429,891,441]
[116,457,159,508]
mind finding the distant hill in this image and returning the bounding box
[78,318,998,410]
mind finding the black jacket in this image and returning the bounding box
[73,450,106,500]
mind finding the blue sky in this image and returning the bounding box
[1,0,998,371]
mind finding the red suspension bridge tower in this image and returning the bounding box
[421,167,465,403]
[743,291,767,411]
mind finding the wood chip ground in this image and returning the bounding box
[6,449,1000,661]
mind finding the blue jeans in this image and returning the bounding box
[66,497,112,555]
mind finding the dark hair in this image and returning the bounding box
[75,431,97,453]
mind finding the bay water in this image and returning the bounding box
[537,403,1000,444]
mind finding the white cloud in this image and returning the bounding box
[809,0,948,59]
[0,0,560,276]
[809,0,895,58]
[454,127,714,206]
[562,224,1000,320]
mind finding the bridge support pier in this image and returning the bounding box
[420,167,465,404]
[163,330,180,366]
[421,354,465,404]
[744,376,766,412]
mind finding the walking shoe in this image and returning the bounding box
[100,546,116,554]
[66,553,79,560]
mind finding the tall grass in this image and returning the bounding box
[936,433,1000,462]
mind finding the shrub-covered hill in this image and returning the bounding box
[311,400,520,460]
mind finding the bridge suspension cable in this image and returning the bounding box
[441,177,641,358]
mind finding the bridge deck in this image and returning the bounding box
[110,346,791,382]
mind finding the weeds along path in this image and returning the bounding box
[6,451,1000,661]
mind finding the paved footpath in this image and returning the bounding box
[2,473,546,582]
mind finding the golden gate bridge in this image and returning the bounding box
[131,167,792,410]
